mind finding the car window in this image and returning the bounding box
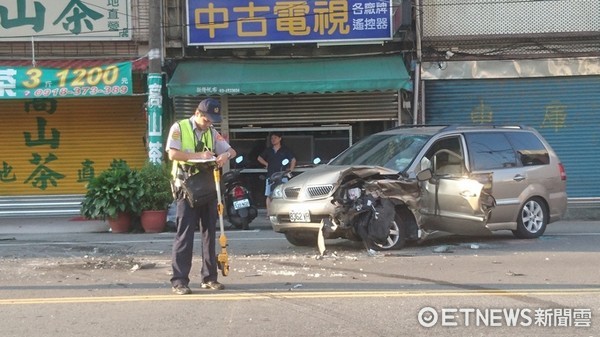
[465,132,517,170]
[423,136,464,175]
[505,132,550,166]
[330,133,430,171]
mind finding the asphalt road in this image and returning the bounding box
[0,218,599,337]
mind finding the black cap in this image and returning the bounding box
[197,98,222,123]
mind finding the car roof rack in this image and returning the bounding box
[389,124,448,130]
[441,124,530,132]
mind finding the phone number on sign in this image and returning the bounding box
[31,86,130,97]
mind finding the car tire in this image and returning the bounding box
[284,231,318,247]
[372,212,406,251]
[512,197,548,239]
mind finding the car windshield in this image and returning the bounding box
[329,133,431,171]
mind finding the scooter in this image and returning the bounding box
[222,156,257,230]
[267,159,293,196]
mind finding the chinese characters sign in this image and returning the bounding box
[0,97,147,195]
[186,0,393,46]
[0,62,132,99]
[0,0,132,40]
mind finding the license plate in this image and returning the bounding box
[233,199,250,210]
[289,209,310,222]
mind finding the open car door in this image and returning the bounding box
[418,149,495,235]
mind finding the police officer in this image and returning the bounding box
[166,98,236,295]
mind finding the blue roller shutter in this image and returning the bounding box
[424,76,600,199]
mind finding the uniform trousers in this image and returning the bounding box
[170,197,218,287]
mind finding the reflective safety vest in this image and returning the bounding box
[171,119,214,179]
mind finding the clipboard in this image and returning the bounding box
[187,157,216,163]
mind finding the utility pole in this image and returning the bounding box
[147,0,164,163]
[412,0,423,125]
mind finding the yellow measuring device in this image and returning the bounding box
[214,167,229,276]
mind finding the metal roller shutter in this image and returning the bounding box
[423,76,600,199]
[173,91,400,126]
[0,96,148,216]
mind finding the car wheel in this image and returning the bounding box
[372,213,406,251]
[284,231,318,247]
[512,197,548,239]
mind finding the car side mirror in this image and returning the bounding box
[417,168,433,181]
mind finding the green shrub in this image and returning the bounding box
[80,159,144,220]
[138,161,174,211]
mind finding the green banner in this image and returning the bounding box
[147,73,164,163]
[0,62,132,99]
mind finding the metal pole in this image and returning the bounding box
[31,37,36,67]
[412,0,423,125]
[147,0,164,163]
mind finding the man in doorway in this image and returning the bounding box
[257,132,296,215]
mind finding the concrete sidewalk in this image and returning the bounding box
[0,208,271,235]
[0,205,595,235]
[0,215,110,234]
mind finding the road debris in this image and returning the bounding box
[130,263,156,271]
[433,245,453,253]
[289,283,303,291]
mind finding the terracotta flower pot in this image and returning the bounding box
[108,212,132,233]
[141,210,168,233]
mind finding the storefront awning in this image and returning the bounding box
[167,55,412,96]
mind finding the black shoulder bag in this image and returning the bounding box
[181,166,216,208]
[180,124,217,208]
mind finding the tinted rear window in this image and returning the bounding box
[505,132,549,166]
[465,132,517,170]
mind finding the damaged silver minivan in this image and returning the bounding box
[269,125,567,251]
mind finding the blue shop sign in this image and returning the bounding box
[186,0,393,46]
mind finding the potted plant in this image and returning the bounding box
[80,159,144,233]
[138,161,174,233]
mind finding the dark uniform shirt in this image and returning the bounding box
[260,145,296,177]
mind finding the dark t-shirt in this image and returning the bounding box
[260,145,295,177]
